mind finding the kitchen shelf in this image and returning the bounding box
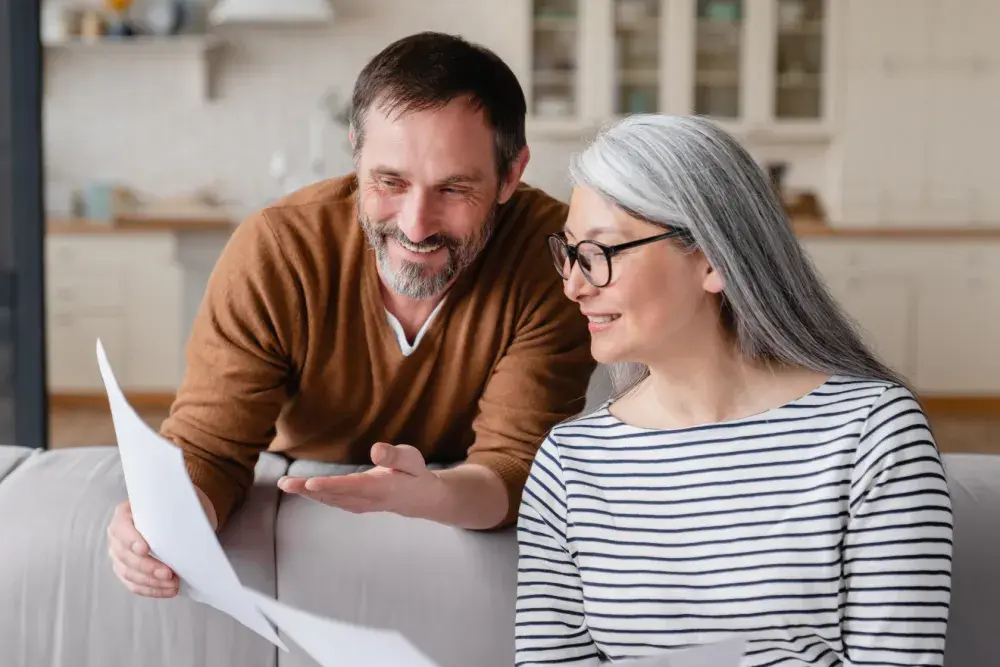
[43,34,224,102]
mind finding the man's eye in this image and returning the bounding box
[379,178,404,189]
[441,187,464,195]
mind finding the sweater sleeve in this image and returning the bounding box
[465,256,595,527]
[842,385,954,666]
[159,211,303,529]
[515,438,599,667]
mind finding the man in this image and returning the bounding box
[105,31,594,598]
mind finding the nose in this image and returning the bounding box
[396,189,439,243]
[563,260,597,303]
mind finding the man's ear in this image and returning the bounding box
[497,146,531,204]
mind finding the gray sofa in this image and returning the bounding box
[0,375,997,666]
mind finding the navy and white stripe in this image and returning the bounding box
[515,377,953,666]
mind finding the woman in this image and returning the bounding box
[515,115,953,667]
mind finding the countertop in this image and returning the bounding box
[46,216,1000,239]
[47,217,235,235]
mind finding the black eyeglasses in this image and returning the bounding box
[547,229,687,287]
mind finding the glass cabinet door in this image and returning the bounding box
[613,0,661,115]
[774,0,824,119]
[694,0,744,119]
[531,0,580,119]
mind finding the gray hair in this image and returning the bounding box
[568,114,908,398]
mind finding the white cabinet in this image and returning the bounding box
[824,273,918,383]
[916,272,1000,393]
[525,0,837,139]
[46,234,184,393]
[801,238,1000,395]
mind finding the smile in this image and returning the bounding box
[586,314,621,323]
[392,237,444,254]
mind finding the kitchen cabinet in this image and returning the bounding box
[801,237,1000,395]
[525,0,837,139]
[45,233,185,393]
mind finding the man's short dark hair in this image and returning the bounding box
[350,31,527,182]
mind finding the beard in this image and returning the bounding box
[359,202,497,300]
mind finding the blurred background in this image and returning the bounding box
[2,0,998,452]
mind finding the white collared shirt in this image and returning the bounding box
[383,297,447,357]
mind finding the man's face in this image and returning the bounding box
[355,97,503,300]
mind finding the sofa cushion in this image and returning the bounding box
[0,444,32,482]
[943,453,1000,667]
[276,461,519,667]
[0,446,287,667]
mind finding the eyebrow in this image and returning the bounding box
[370,167,485,186]
[563,226,618,240]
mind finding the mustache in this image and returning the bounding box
[371,221,458,252]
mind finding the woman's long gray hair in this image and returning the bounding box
[569,114,908,398]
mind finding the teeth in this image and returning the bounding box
[587,315,620,323]
[397,239,442,254]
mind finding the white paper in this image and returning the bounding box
[96,339,287,651]
[245,588,440,667]
[621,637,746,667]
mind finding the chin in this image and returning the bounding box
[589,339,632,366]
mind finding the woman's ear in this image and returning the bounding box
[702,262,725,294]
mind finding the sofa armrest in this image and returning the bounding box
[0,446,287,667]
[0,444,32,482]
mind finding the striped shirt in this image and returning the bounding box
[515,377,954,666]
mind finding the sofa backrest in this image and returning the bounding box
[942,452,1000,667]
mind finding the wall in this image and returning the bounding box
[836,0,1000,226]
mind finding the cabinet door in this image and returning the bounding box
[613,0,664,115]
[529,0,584,120]
[48,312,126,391]
[770,0,828,121]
[915,273,1000,394]
[825,273,919,383]
[692,0,745,120]
[122,258,183,391]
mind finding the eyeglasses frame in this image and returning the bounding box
[547,228,689,288]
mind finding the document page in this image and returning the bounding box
[96,339,287,651]
[245,589,440,667]
[620,637,746,667]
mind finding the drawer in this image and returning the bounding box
[46,272,124,315]
[46,235,177,269]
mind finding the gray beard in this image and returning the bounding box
[359,204,496,300]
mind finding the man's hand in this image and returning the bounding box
[106,486,218,598]
[277,442,446,518]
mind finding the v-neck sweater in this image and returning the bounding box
[159,174,595,529]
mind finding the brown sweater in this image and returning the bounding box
[160,174,595,529]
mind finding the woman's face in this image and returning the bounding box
[560,186,724,366]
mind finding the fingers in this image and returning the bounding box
[278,474,387,513]
[370,442,426,475]
[111,560,178,598]
[107,501,178,598]
[277,476,308,494]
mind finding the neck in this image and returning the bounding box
[378,277,450,342]
[624,323,830,429]
[641,330,763,427]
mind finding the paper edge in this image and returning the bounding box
[96,337,289,653]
